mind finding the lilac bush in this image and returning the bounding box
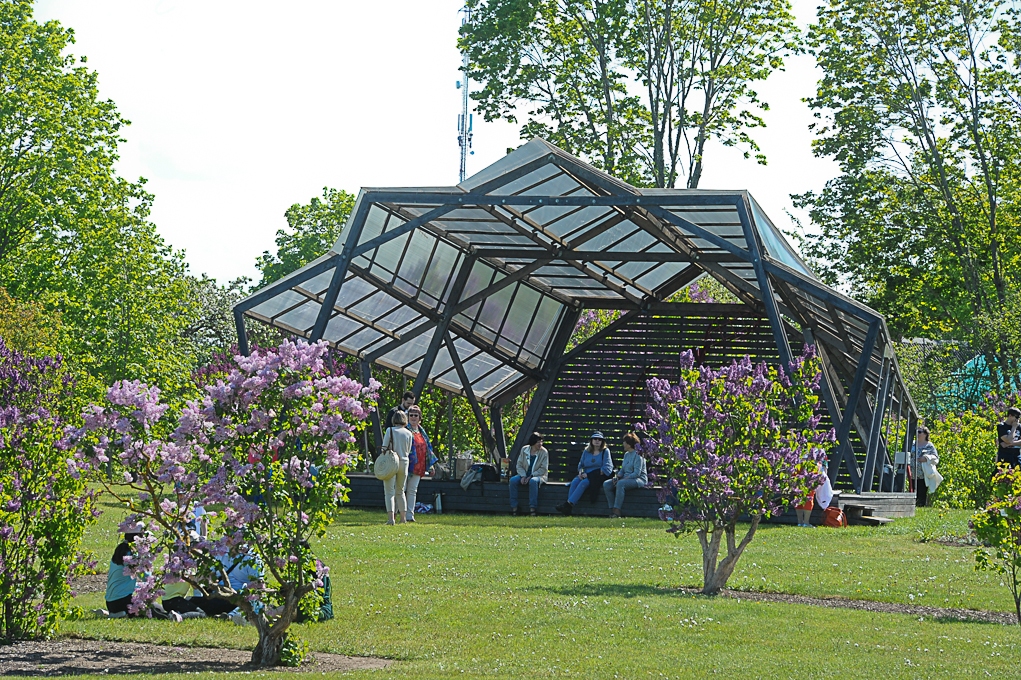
[640,347,833,594]
[67,339,379,666]
[0,338,96,642]
[972,464,1021,625]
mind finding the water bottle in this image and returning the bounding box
[435,493,443,515]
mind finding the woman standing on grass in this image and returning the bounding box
[603,433,646,518]
[381,410,413,525]
[556,432,613,515]
[403,405,434,523]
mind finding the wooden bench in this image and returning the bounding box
[345,474,664,518]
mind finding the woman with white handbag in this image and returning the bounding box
[378,410,413,525]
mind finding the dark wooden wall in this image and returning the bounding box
[534,304,807,481]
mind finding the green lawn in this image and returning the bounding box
[54,498,1021,679]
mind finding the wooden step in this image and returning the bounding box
[851,515,893,526]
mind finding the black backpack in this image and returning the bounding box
[472,463,501,482]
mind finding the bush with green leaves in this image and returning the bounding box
[972,464,1021,624]
[0,337,96,642]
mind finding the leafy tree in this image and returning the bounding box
[797,0,1021,390]
[68,339,378,666]
[182,275,254,364]
[460,0,800,187]
[0,338,96,642]
[640,348,831,594]
[972,463,1021,624]
[0,288,60,357]
[0,1,200,399]
[0,0,126,266]
[256,188,356,287]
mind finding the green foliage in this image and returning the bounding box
[930,403,1001,509]
[0,288,61,357]
[972,465,1021,624]
[461,0,800,188]
[797,0,1021,384]
[0,1,202,403]
[0,339,96,642]
[278,634,310,667]
[256,188,356,287]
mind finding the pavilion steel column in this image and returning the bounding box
[234,308,250,356]
[862,355,893,492]
[735,198,792,367]
[444,332,498,461]
[509,306,583,468]
[835,321,879,490]
[490,404,506,460]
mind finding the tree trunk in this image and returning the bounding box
[251,627,287,667]
[700,516,761,595]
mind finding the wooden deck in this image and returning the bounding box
[343,475,915,522]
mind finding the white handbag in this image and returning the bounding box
[373,428,399,481]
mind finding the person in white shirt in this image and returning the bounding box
[381,410,413,525]
[509,432,549,516]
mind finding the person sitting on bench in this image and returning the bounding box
[509,432,549,516]
[557,432,613,515]
[603,433,647,518]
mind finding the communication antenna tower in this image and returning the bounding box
[457,3,473,183]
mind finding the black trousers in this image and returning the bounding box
[163,596,202,614]
[106,595,172,619]
[197,597,236,616]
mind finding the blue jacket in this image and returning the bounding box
[578,448,613,476]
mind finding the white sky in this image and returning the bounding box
[34,0,836,284]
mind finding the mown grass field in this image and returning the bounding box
[52,495,1021,679]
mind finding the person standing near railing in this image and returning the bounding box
[913,426,940,507]
[997,406,1021,469]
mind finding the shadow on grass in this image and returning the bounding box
[525,583,700,600]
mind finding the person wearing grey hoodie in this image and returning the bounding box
[603,433,647,518]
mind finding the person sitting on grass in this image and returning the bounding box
[509,432,549,516]
[603,433,646,518]
[556,432,613,516]
[95,531,179,621]
[196,550,265,622]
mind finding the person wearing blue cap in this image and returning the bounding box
[556,432,613,515]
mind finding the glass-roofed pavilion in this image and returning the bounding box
[234,139,918,494]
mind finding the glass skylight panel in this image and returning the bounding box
[349,291,401,320]
[302,269,336,296]
[251,290,306,319]
[486,164,561,196]
[473,365,521,398]
[517,172,579,198]
[502,285,540,346]
[324,315,365,344]
[522,297,562,356]
[276,303,321,333]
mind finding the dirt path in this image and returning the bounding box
[0,638,392,676]
[678,587,1019,625]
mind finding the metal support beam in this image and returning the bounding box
[862,355,893,492]
[234,253,342,314]
[736,198,791,366]
[234,308,250,357]
[509,306,583,466]
[490,404,507,460]
[835,321,879,488]
[309,201,371,342]
[412,255,478,397]
[444,332,497,460]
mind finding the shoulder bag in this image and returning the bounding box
[373,427,400,481]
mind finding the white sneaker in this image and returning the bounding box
[170,611,183,623]
[93,608,109,618]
